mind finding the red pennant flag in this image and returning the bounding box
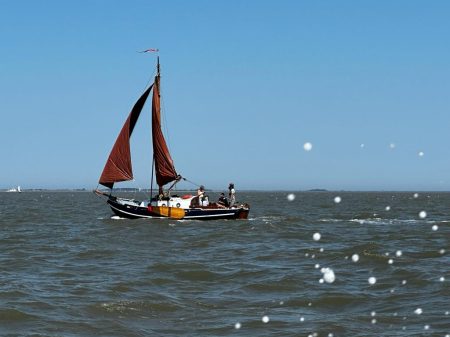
[139,48,159,53]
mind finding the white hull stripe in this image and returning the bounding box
[109,204,237,219]
[109,204,164,219]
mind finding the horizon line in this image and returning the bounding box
[2,188,450,193]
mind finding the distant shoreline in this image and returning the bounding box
[2,189,450,193]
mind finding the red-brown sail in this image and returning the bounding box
[152,74,179,187]
[99,85,153,188]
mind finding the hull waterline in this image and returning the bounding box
[107,198,249,220]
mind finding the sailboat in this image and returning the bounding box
[95,58,250,220]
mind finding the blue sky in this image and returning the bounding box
[1,1,450,190]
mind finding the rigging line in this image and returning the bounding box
[182,177,202,188]
[142,67,157,93]
[131,179,139,199]
[141,53,158,92]
[150,156,155,199]
[137,56,157,94]
[131,178,151,200]
[93,184,104,200]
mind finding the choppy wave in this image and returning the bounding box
[93,300,181,314]
[0,191,448,337]
[320,217,446,226]
[0,308,38,322]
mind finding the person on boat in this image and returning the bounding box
[197,185,205,197]
[195,185,208,206]
[217,193,230,207]
[228,183,236,207]
[157,187,170,200]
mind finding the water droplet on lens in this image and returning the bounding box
[321,268,336,283]
[303,142,313,151]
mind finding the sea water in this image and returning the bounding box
[0,191,448,336]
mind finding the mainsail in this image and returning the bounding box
[99,85,153,188]
[152,72,179,188]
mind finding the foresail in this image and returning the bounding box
[152,75,179,187]
[99,85,153,188]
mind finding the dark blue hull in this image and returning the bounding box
[107,198,249,220]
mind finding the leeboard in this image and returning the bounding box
[152,206,185,219]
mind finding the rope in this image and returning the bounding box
[133,179,152,200]
[93,184,104,200]
[182,177,202,188]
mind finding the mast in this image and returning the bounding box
[150,57,159,198]
[151,57,179,194]
[157,56,160,76]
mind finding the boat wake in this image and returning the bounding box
[320,217,447,225]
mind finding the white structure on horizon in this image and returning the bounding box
[6,185,21,192]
